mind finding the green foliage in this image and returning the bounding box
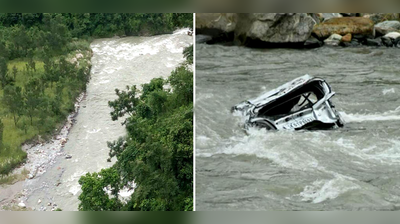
[168,66,193,107]
[78,168,123,211]
[79,52,193,211]
[183,45,193,65]
[0,13,193,61]
[108,86,139,123]
[23,78,44,125]
[0,57,13,87]
[171,13,193,28]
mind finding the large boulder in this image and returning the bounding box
[234,13,316,44]
[196,13,237,35]
[375,21,400,36]
[309,13,322,24]
[363,13,400,24]
[313,17,375,39]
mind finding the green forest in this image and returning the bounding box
[0,13,192,181]
[78,45,193,211]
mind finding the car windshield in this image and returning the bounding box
[257,81,325,119]
[289,92,318,113]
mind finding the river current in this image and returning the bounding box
[21,30,192,211]
[195,44,400,210]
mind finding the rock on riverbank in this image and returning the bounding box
[234,13,316,45]
[196,13,400,48]
[312,17,375,39]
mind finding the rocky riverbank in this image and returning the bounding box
[0,94,84,211]
[196,13,400,48]
[0,51,92,211]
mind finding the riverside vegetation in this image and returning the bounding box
[78,45,193,211]
[0,13,193,182]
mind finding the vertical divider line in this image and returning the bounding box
[193,12,197,212]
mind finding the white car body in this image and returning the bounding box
[233,74,344,130]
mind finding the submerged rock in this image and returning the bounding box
[365,38,382,46]
[304,36,323,48]
[394,37,400,47]
[234,13,316,45]
[381,36,394,47]
[313,17,375,39]
[339,40,360,47]
[351,39,361,46]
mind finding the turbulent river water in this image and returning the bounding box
[195,44,400,210]
[19,30,192,211]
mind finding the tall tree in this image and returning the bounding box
[0,57,9,88]
[23,78,43,125]
[2,85,24,126]
[12,65,17,80]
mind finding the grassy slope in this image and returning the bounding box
[0,48,92,178]
[1,60,45,147]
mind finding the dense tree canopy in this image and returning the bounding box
[79,45,193,211]
[0,13,193,60]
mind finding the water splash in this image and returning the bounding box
[340,108,400,123]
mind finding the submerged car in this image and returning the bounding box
[232,74,344,130]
